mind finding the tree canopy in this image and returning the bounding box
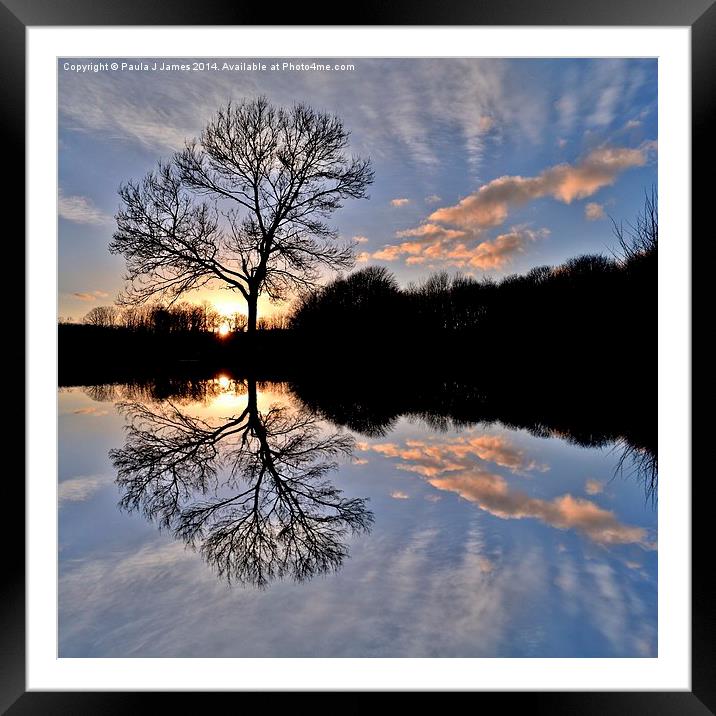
[110,97,374,332]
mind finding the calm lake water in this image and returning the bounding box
[58,375,657,657]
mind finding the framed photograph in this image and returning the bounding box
[8,0,709,710]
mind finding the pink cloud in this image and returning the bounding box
[360,433,652,548]
[358,143,653,271]
[391,198,410,207]
[365,226,548,271]
[432,473,650,547]
[395,223,468,242]
[360,433,548,477]
[428,143,654,231]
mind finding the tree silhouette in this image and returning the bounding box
[83,305,119,327]
[110,97,374,333]
[109,378,373,586]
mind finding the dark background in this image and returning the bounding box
[6,0,708,711]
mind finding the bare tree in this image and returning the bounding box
[110,97,374,333]
[83,305,119,328]
[610,185,658,262]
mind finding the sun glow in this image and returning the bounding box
[218,323,230,337]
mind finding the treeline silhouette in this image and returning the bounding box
[61,193,656,392]
[288,370,657,501]
[78,301,228,333]
[75,369,657,503]
[74,302,293,333]
[289,200,656,371]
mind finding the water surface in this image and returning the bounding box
[59,375,657,657]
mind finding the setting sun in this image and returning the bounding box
[218,323,230,337]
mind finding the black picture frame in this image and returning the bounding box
[6,1,708,710]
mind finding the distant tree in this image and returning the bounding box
[110,97,374,333]
[83,305,119,328]
[228,312,248,333]
[256,315,290,331]
[290,265,399,332]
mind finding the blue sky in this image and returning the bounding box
[58,58,657,320]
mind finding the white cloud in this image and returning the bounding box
[584,202,606,221]
[71,289,111,302]
[59,191,111,225]
[57,59,535,171]
[59,475,107,505]
[553,60,651,136]
[585,478,605,495]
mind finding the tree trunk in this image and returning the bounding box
[247,289,258,335]
[246,376,257,415]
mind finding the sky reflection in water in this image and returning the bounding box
[58,378,656,658]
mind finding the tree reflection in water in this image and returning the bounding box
[103,369,657,584]
[109,377,373,588]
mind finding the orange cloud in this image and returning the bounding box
[360,433,652,548]
[367,226,548,271]
[443,229,548,270]
[361,433,548,477]
[391,198,410,207]
[428,143,654,231]
[361,142,653,271]
[395,223,468,242]
[432,473,650,547]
